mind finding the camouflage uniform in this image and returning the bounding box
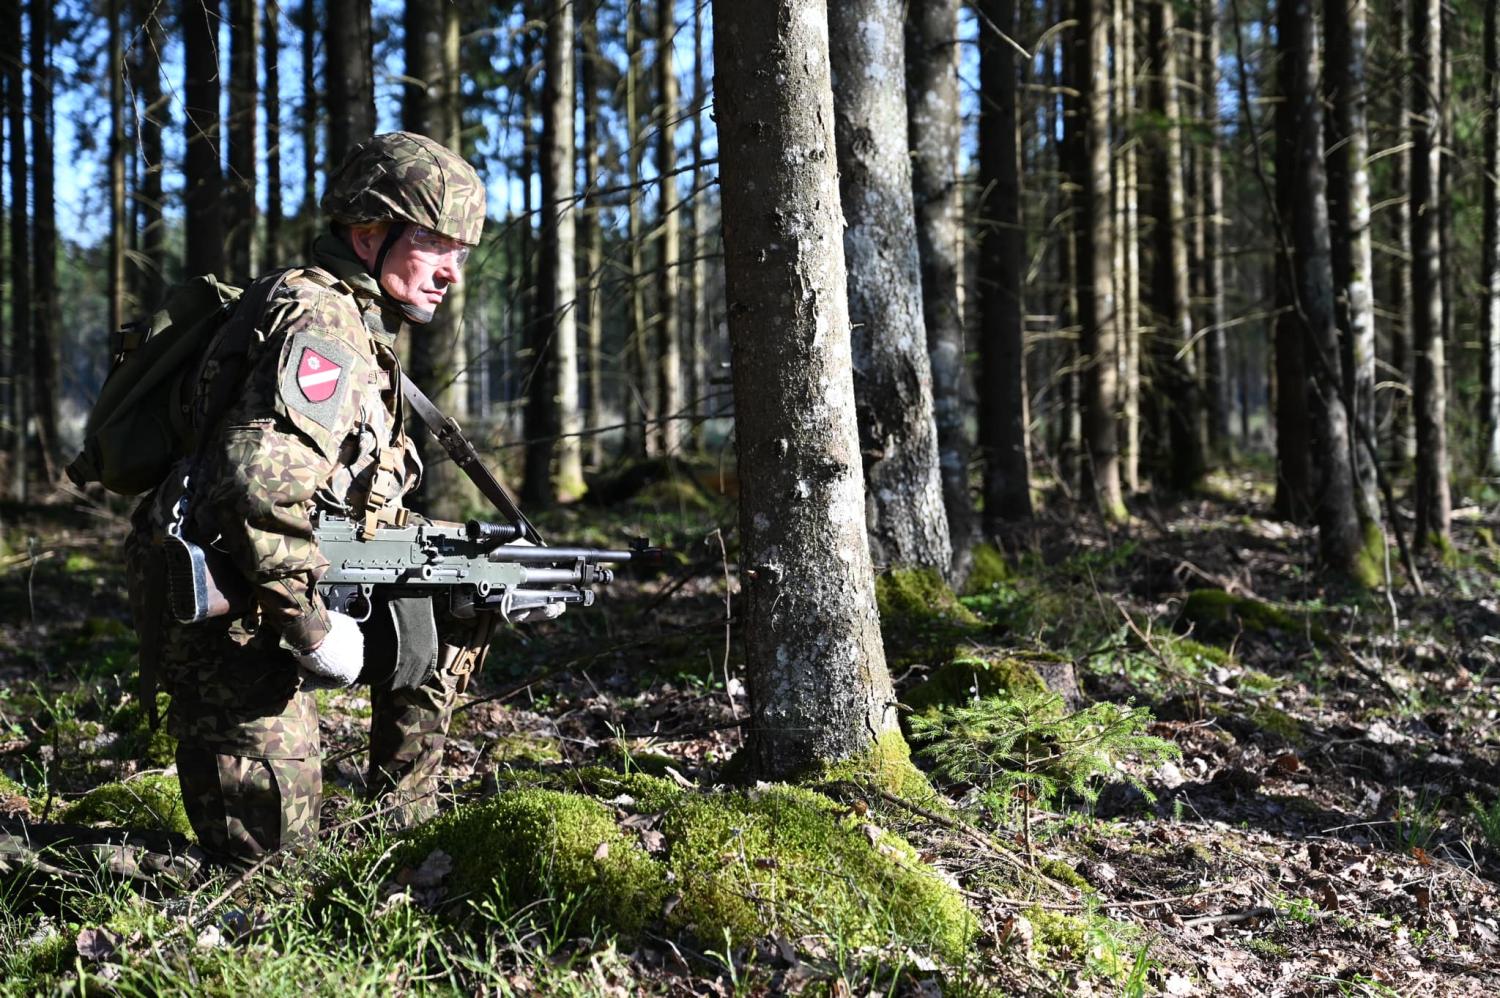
[124,132,488,865]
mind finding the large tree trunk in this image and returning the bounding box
[625,8,650,459]
[131,0,167,308]
[1325,0,1380,525]
[4,0,29,498]
[1283,2,1368,580]
[524,0,583,502]
[1076,0,1124,520]
[580,11,605,469]
[1411,0,1450,547]
[1484,0,1500,476]
[829,0,952,574]
[265,0,283,264]
[227,0,259,281]
[1145,1,1202,493]
[713,0,901,780]
[655,1,683,457]
[977,0,1032,525]
[326,0,374,165]
[907,0,976,573]
[30,0,58,477]
[403,0,477,518]
[184,0,224,277]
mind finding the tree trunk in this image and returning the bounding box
[1411,0,1450,546]
[1390,0,1415,470]
[1283,2,1368,580]
[403,0,477,518]
[828,0,952,573]
[977,0,1032,525]
[131,0,167,308]
[1145,0,1202,492]
[109,0,126,330]
[688,0,709,452]
[30,0,58,476]
[1202,4,1230,456]
[326,0,374,165]
[184,0,224,277]
[1325,0,1380,524]
[1120,0,1140,492]
[1484,0,1500,476]
[301,0,318,255]
[580,11,605,469]
[4,0,29,498]
[1076,0,1124,520]
[227,0,259,282]
[655,1,682,457]
[713,0,901,780]
[906,0,976,571]
[524,0,582,503]
[265,0,283,264]
[625,7,649,459]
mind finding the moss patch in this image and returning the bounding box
[58,774,192,837]
[902,653,1049,717]
[821,729,941,805]
[663,784,974,961]
[489,734,563,768]
[106,693,176,768]
[876,568,988,665]
[964,544,1014,595]
[1178,589,1329,645]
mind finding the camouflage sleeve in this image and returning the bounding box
[194,284,376,653]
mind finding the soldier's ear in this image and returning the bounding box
[347,223,390,269]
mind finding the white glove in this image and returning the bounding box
[507,602,566,624]
[295,610,365,689]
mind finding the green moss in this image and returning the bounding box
[106,693,176,767]
[1350,520,1387,590]
[964,544,1014,595]
[822,729,941,805]
[58,774,192,837]
[378,788,667,935]
[1026,907,1139,981]
[489,734,563,767]
[0,772,38,816]
[1039,858,1091,891]
[1178,589,1329,645]
[4,928,71,981]
[902,653,1049,717]
[876,568,987,664]
[663,784,975,961]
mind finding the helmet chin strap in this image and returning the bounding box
[369,221,438,325]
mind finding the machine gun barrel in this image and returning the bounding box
[488,545,641,564]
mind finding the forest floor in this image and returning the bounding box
[1,464,1499,996]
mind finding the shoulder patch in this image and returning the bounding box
[280,329,357,431]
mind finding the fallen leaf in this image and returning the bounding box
[1411,846,1432,866]
[75,926,120,963]
[637,828,667,854]
[1269,752,1302,776]
[998,913,1033,951]
[1163,971,1196,995]
[662,892,682,917]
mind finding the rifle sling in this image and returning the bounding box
[398,373,544,544]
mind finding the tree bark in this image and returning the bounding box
[4,0,29,498]
[977,0,1032,525]
[184,0,224,277]
[580,10,605,469]
[1145,0,1202,492]
[1120,0,1140,492]
[326,0,374,165]
[403,0,477,518]
[1077,0,1124,519]
[524,0,583,502]
[829,0,952,573]
[907,0,976,570]
[1484,0,1500,476]
[655,0,683,457]
[227,0,259,282]
[625,7,650,459]
[1389,0,1415,470]
[1411,0,1450,546]
[713,0,901,780]
[1202,4,1230,456]
[109,0,127,328]
[301,0,318,255]
[688,0,709,452]
[265,0,283,264]
[30,0,58,476]
[131,0,167,308]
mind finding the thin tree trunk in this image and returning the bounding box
[131,0,167,307]
[829,0,952,573]
[1077,0,1124,519]
[326,0,374,165]
[713,0,901,780]
[1411,0,1450,546]
[1202,3,1229,456]
[625,7,649,459]
[4,0,29,498]
[184,0,224,277]
[655,0,682,457]
[301,0,318,255]
[1483,0,1500,476]
[227,0,259,281]
[30,0,58,477]
[688,0,708,452]
[978,0,1031,525]
[1146,0,1202,492]
[1121,0,1141,492]
[1390,0,1415,469]
[580,11,605,469]
[1057,20,1080,493]
[265,1,283,265]
[907,0,975,573]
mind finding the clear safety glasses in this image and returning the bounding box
[408,225,473,268]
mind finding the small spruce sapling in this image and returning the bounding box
[909,690,1180,858]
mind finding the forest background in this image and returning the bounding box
[2,0,1500,994]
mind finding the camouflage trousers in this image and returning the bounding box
[167,655,460,866]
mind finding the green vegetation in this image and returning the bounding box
[875,568,987,664]
[1178,588,1330,645]
[58,773,193,837]
[1466,794,1500,850]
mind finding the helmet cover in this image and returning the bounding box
[321,131,486,245]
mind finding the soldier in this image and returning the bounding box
[122,131,532,866]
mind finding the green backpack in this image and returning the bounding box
[66,270,299,495]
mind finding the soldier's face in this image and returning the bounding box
[349,223,468,323]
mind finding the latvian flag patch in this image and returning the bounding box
[296,347,343,403]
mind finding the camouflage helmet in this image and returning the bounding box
[321,131,486,245]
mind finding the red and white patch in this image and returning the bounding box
[296,347,342,403]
